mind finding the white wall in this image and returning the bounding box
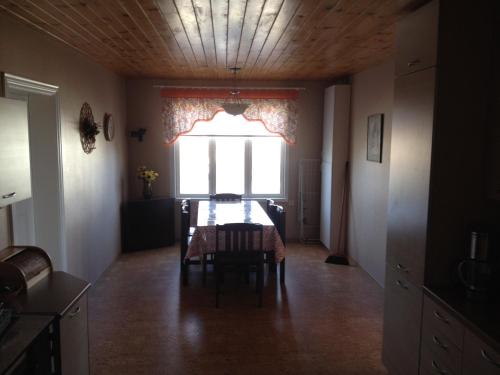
[0,207,10,250]
[347,60,394,286]
[0,13,128,283]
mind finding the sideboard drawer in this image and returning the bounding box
[386,255,424,288]
[463,329,500,375]
[423,296,464,349]
[421,345,457,375]
[421,325,461,375]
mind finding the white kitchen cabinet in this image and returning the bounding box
[0,97,31,207]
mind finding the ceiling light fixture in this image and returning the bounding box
[221,67,249,116]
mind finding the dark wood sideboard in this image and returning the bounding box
[122,197,175,252]
[0,315,54,375]
[1,272,91,375]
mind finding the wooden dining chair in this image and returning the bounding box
[268,203,286,284]
[180,200,191,285]
[266,203,278,273]
[215,223,264,307]
[210,193,242,201]
[180,199,199,285]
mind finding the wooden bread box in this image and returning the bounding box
[0,246,53,296]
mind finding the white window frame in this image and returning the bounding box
[174,135,288,199]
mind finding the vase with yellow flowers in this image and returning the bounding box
[137,166,159,200]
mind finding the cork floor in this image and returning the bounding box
[88,243,387,375]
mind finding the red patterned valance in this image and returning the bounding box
[160,89,299,144]
[161,88,299,100]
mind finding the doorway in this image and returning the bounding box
[2,73,66,271]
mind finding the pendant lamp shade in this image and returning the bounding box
[221,69,249,116]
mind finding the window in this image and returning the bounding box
[175,111,287,198]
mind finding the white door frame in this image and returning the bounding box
[2,73,66,271]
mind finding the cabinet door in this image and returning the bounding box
[386,68,436,287]
[463,330,500,375]
[0,97,31,207]
[420,295,463,375]
[422,296,464,349]
[395,0,439,76]
[321,86,335,163]
[60,294,89,375]
[320,161,332,250]
[123,198,175,251]
[382,267,423,375]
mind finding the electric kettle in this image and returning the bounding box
[457,232,495,300]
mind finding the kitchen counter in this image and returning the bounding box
[13,271,91,317]
[424,285,500,353]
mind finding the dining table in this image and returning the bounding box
[185,200,286,263]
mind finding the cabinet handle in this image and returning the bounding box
[407,59,421,67]
[395,280,408,290]
[433,310,450,324]
[481,349,500,368]
[396,263,409,273]
[69,306,81,318]
[432,335,448,351]
[431,360,447,374]
[2,192,16,199]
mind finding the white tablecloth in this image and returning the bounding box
[185,200,285,262]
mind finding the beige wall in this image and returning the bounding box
[0,13,128,283]
[347,60,394,286]
[126,79,327,240]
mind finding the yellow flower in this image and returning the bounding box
[137,165,159,183]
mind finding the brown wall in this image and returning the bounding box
[0,13,128,283]
[347,60,394,286]
[125,79,327,240]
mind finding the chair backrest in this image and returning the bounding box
[180,200,191,260]
[216,223,263,252]
[181,199,191,224]
[266,199,275,214]
[210,193,242,202]
[268,204,286,245]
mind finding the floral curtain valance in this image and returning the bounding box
[160,89,299,144]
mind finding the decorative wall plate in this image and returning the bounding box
[103,113,114,141]
[79,102,99,154]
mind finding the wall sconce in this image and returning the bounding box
[130,128,146,142]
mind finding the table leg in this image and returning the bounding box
[182,260,189,286]
[280,259,285,284]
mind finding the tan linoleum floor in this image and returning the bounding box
[89,243,387,375]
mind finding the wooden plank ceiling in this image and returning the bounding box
[0,0,425,80]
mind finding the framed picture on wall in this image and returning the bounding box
[367,113,384,163]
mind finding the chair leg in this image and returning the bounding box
[255,265,260,293]
[258,263,263,307]
[182,260,189,286]
[245,265,250,284]
[203,254,207,286]
[269,251,277,274]
[280,259,285,284]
